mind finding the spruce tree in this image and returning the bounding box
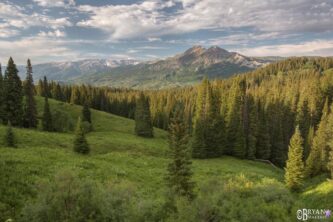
[166,104,195,199]
[82,102,92,123]
[256,101,271,159]
[285,126,305,191]
[4,121,16,147]
[23,59,38,128]
[191,119,207,158]
[3,57,23,126]
[306,100,329,176]
[226,79,246,158]
[245,96,258,159]
[42,97,53,132]
[43,76,50,98]
[0,64,4,123]
[135,93,153,137]
[73,117,90,154]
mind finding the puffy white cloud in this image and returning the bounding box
[235,40,333,57]
[38,30,66,37]
[77,0,333,40]
[0,2,71,38]
[33,0,75,8]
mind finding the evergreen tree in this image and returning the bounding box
[245,96,258,159]
[0,64,4,123]
[4,121,16,147]
[73,117,90,154]
[3,57,23,126]
[226,79,246,158]
[23,59,38,128]
[135,93,153,137]
[285,126,305,191]
[296,99,310,141]
[304,126,314,160]
[43,76,50,98]
[166,104,195,199]
[306,99,329,176]
[82,102,92,123]
[191,119,207,158]
[256,101,271,159]
[42,97,53,132]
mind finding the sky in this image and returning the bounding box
[0,0,333,64]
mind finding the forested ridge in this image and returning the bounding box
[27,57,333,172]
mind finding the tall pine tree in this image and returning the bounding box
[73,117,90,154]
[285,126,305,191]
[82,102,92,123]
[166,104,195,199]
[135,93,153,137]
[23,59,38,128]
[3,57,23,126]
[0,64,4,123]
[42,97,53,132]
[306,99,329,176]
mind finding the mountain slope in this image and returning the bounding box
[75,46,269,89]
[17,46,269,89]
[17,59,140,82]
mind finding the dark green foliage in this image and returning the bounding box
[73,117,90,154]
[52,109,75,132]
[23,59,38,128]
[256,101,271,159]
[192,79,225,158]
[226,79,246,158]
[135,93,153,137]
[245,97,258,159]
[169,175,294,222]
[43,76,50,98]
[3,57,23,126]
[11,56,333,175]
[20,171,133,222]
[0,64,4,123]
[285,126,305,191]
[4,121,15,147]
[191,119,206,158]
[296,99,310,144]
[82,102,92,123]
[306,100,330,176]
[166,104,195,200]
[42,97,53,132]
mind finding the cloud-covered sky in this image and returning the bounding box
[0,0,333,64]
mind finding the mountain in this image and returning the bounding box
[18,46,269,89]
[17,59,140,82]
[76,46,269,89]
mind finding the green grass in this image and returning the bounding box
[0,96,332,220]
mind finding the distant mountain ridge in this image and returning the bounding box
[17,59,140,82]
[17,46,272,89]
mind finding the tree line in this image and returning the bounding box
[1,56,333,187]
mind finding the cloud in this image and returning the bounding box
[33,0,75,8]
[0,2,72,38]
[77,0,333,40]
[38,30,66,37]
[235,40,333,57]
[0,36,79,64]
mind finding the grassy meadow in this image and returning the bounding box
[0,97,332,221]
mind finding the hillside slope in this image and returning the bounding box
[0,97,332,221]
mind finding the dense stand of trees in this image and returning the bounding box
[1,57,333,180]
[16,57,332,179]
